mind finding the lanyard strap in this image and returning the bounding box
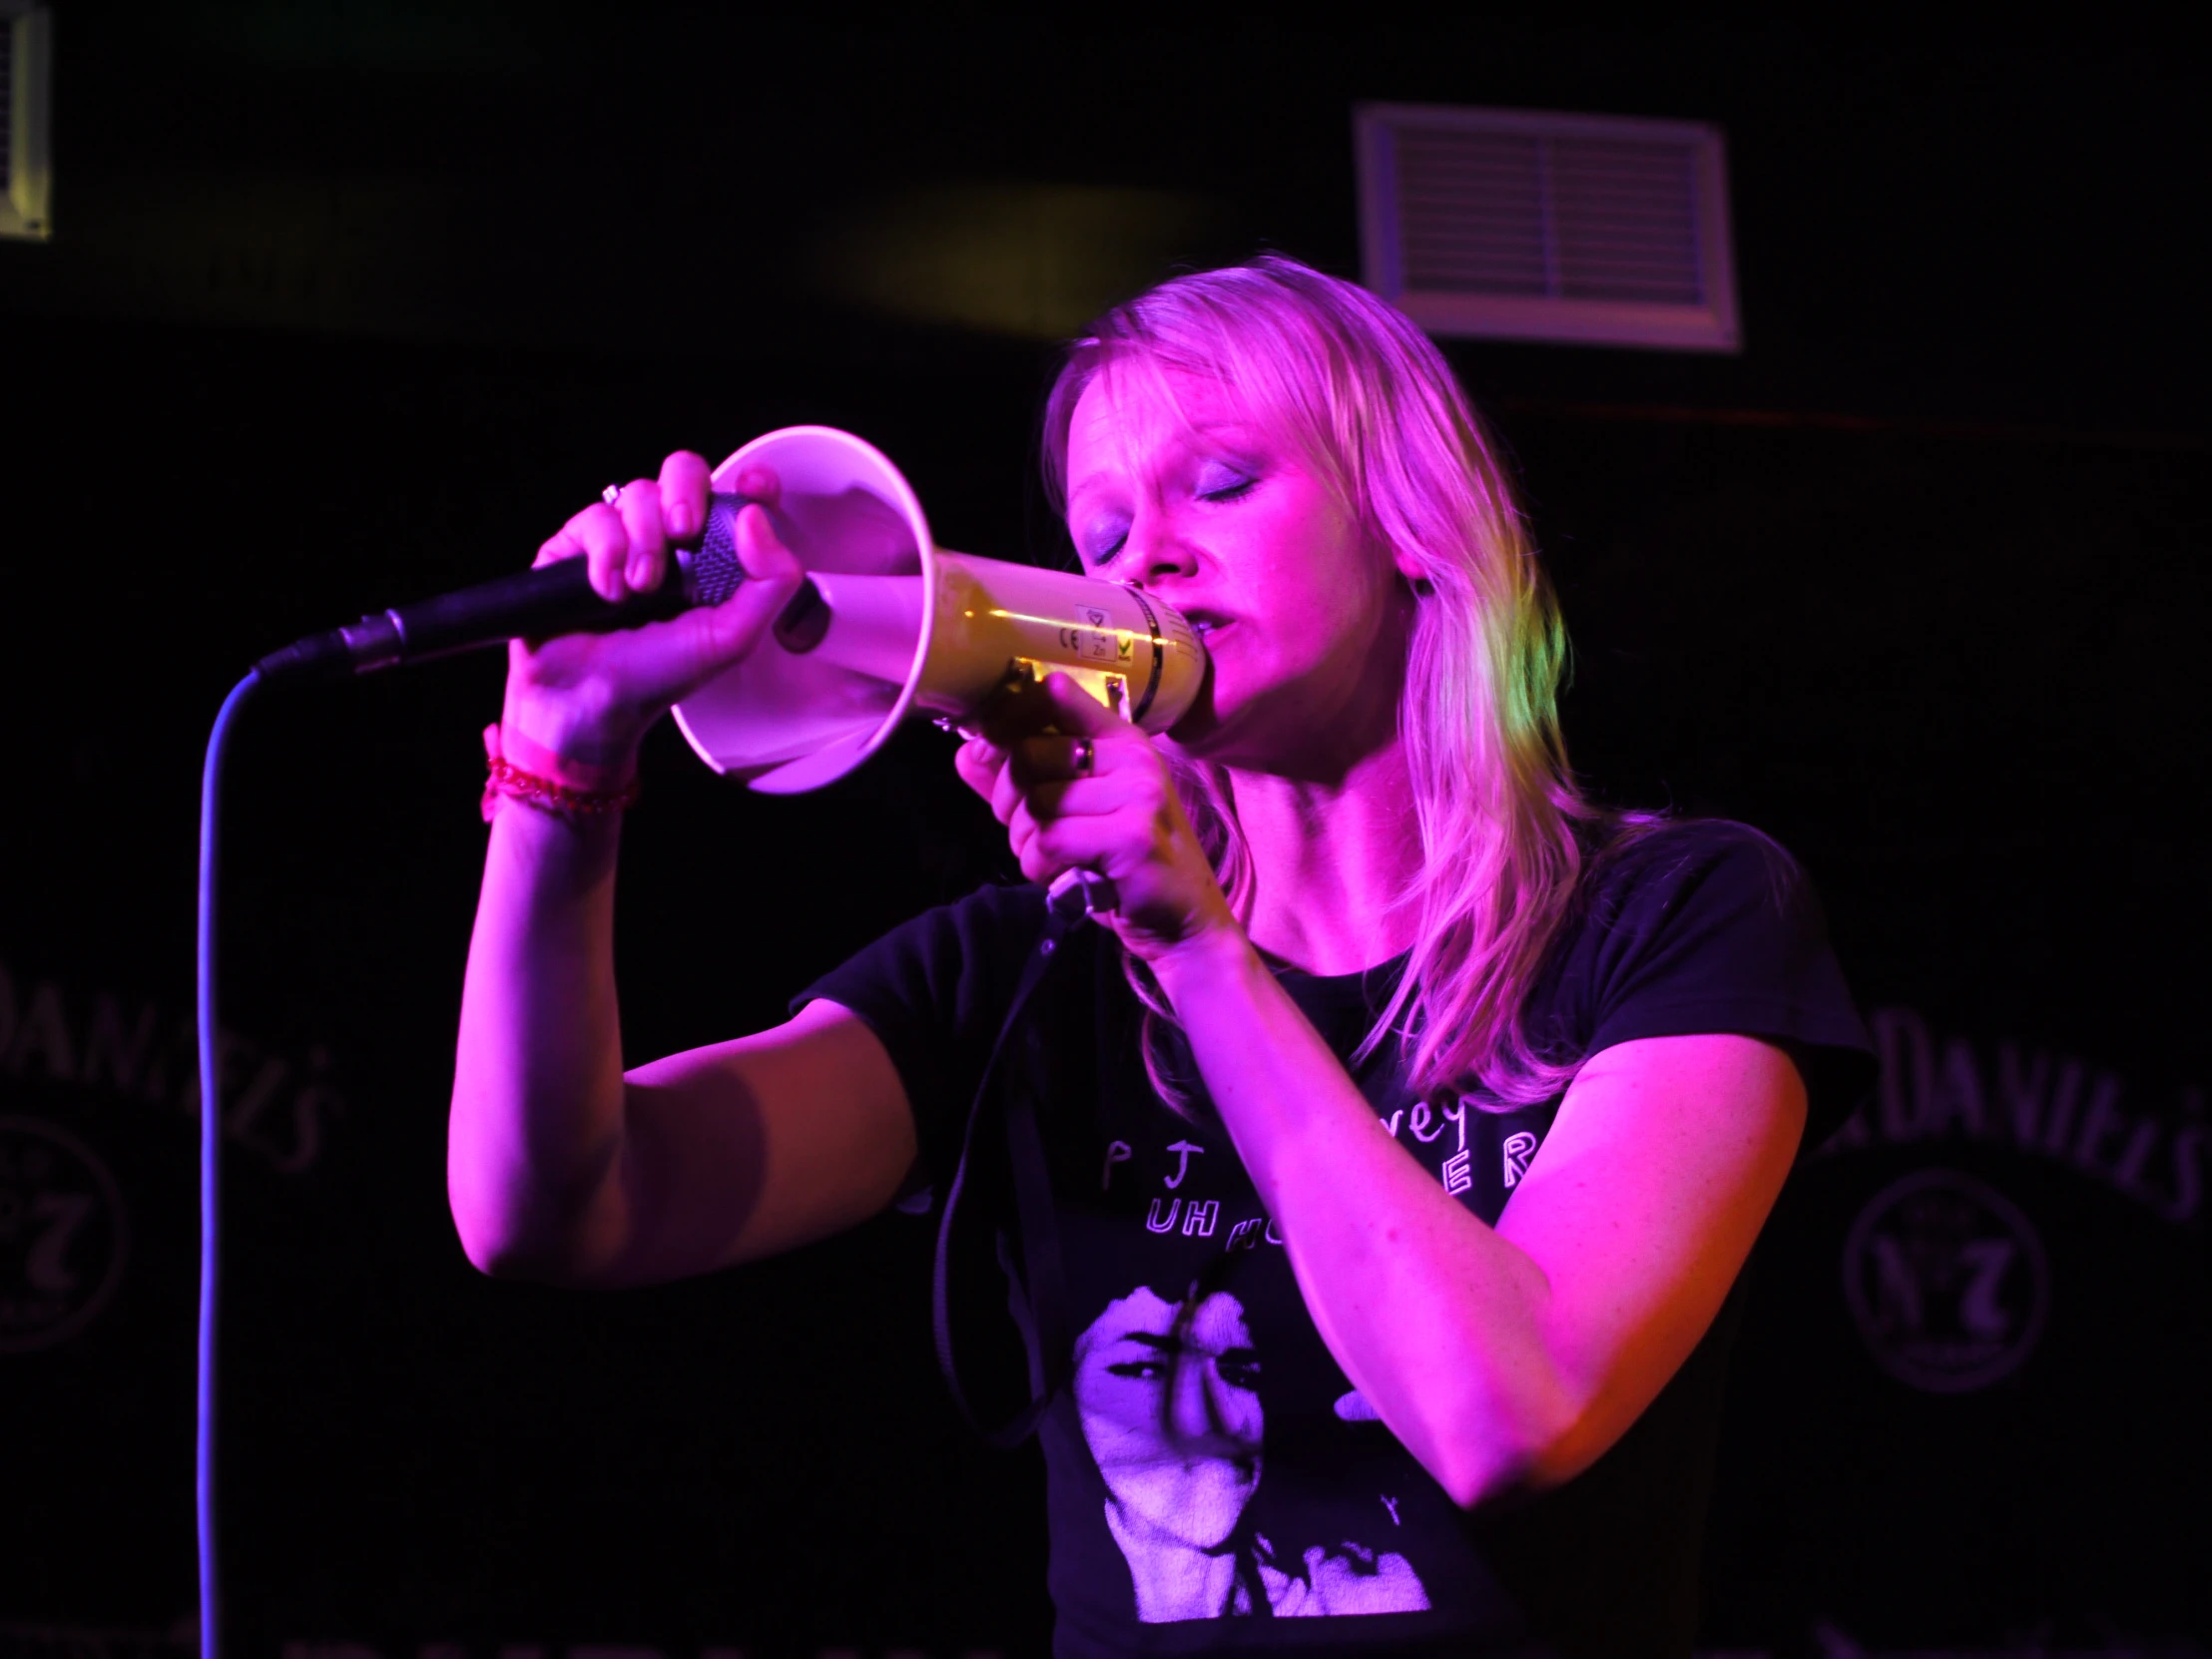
[930,909,1080,1448]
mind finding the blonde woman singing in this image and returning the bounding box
[450,257,1873,1658]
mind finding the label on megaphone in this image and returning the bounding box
[916,553,1203,732]
[670,426,1208,796]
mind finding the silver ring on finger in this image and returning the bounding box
[601,483,624,507]
[1071,736,1096,779]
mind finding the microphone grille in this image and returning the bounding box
[689,494,750,606]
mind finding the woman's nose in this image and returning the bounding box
[1165,1357,1257,1450]
[1123,509,1198,586]
[1166,1352,1214,1440]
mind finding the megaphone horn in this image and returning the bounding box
[671,427,1209,796]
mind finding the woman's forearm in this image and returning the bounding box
[443,453,813,1281]
[448,804,632,1279]
[1151,931,1576,1507]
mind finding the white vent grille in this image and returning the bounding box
[1358,104,1739,352]
[2,3,51,242]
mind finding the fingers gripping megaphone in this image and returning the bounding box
[675,426,1207,794]
[255,427,1209,797]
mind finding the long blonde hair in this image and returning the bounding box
[1043,256,1634,1109]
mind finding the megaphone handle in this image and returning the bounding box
[1046,867,1118,921]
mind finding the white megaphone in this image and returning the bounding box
[671,426,1209,795]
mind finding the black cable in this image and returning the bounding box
[931,885,1090,1447]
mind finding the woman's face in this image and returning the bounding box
[1063,366,1411,773]
[1073,1287,1264,1550]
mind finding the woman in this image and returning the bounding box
[450,257,1873,1657]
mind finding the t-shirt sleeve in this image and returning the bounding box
[791,882,1048,1188]
[1571,822,1875,1149]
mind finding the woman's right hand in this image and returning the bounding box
[499,450,807,768]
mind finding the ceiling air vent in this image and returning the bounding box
[1356,103,1739,352]
[2,3,53,241]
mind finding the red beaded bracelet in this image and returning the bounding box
[481,724,640,822]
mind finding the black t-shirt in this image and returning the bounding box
[800,821,1874,1659]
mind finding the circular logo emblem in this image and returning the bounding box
[1843,1167,2047,1393]
[0,1116,129,1354]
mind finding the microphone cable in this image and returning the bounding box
[195,667,262,1659]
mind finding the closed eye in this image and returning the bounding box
[1195,457,1259,503]
[1081,514,1132,565]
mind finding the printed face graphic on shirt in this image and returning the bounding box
[1073,1284,1432,1623]
[1073,1286,1263,1555]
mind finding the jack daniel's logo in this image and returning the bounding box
[1842,1168,2048,1394]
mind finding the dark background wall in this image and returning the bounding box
[2,8,2206,1659]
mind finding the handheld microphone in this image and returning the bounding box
[254,494,756,685]
[248,426,1208,797]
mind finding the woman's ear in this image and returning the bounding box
[1388,540,1429,590]
[1392,550,1433,596]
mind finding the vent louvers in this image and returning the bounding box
[1359,104,1740,352]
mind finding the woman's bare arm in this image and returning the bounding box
[1152,925,1805,1506]
[446,450,915,1287]
[448,801,917,1286]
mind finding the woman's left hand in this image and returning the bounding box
[953,674,1243,968]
